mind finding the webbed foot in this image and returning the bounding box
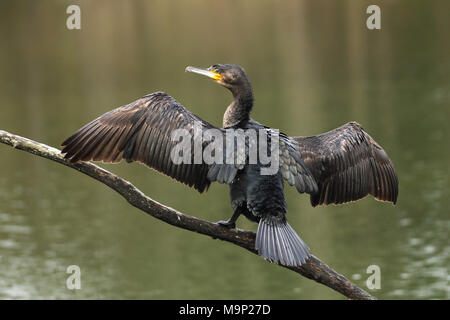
[216,219,236,229]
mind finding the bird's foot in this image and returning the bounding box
[216,220,236,229]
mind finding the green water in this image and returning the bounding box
[0,0,448,299]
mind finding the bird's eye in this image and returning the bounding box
[211,64,221,72]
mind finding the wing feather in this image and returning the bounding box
[61,92,221,193]
[293,121,398,206]
[277,133,318,194]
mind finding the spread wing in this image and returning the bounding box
[61,92,234,193]
[293,121,398,207]
[239,120,318,195]
[278,133,318,194]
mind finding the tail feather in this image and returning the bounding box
[255,217,310,266]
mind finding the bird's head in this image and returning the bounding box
[185,64,251,94]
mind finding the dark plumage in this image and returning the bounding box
[294,122,398,206]
[61,64,398,267]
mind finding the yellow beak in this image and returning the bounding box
[185,66,222,81]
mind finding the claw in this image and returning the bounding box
[216,220,236,229]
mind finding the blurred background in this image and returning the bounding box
[0,0,448,299]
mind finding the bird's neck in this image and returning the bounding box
[223,84,254,128]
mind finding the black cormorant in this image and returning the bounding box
[61,64,398,267]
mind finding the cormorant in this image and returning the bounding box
[61,64,398,267]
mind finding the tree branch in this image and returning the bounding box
[0,129,376,300]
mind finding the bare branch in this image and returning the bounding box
[0,129,376,300]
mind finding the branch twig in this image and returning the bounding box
[0,129,376,300]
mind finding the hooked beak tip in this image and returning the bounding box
[185,66,222,81]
